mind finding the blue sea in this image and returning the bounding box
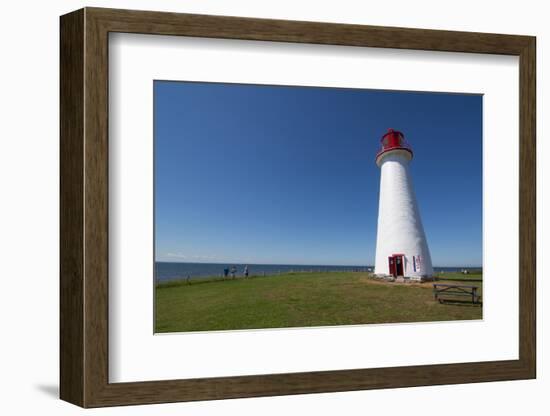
[155,262,480,282]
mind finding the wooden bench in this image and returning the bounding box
[433,283,481,304]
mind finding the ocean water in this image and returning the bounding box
[155,262,373,282]
[155,262,480,282]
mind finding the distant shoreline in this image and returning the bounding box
[155,262,374,282]
[155,261,374,267]
[155,261,482,283]
[155,260,482,268]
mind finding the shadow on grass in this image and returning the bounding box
[434,277,482,283]
[437,299,483,307]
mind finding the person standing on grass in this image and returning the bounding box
[230,265,236,279]
[223,267,229,278]
[244,265,249,278]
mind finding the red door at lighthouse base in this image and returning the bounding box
[388,255,404,277]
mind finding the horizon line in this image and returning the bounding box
[155,260,482,268]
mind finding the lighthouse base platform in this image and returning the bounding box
[373,274,434,283]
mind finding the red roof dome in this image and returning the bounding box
[375,128,413,164]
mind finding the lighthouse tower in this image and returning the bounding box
[374,129,433,281]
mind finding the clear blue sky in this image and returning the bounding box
[154,81,482,267]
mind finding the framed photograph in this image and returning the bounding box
[60,7,536,407]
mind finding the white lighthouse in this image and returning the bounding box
[374,129,433,281]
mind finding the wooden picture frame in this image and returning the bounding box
[60,7,536,408]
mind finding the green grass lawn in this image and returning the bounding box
[155,272,482,333]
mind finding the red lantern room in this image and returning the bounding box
[375,128,413,165]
